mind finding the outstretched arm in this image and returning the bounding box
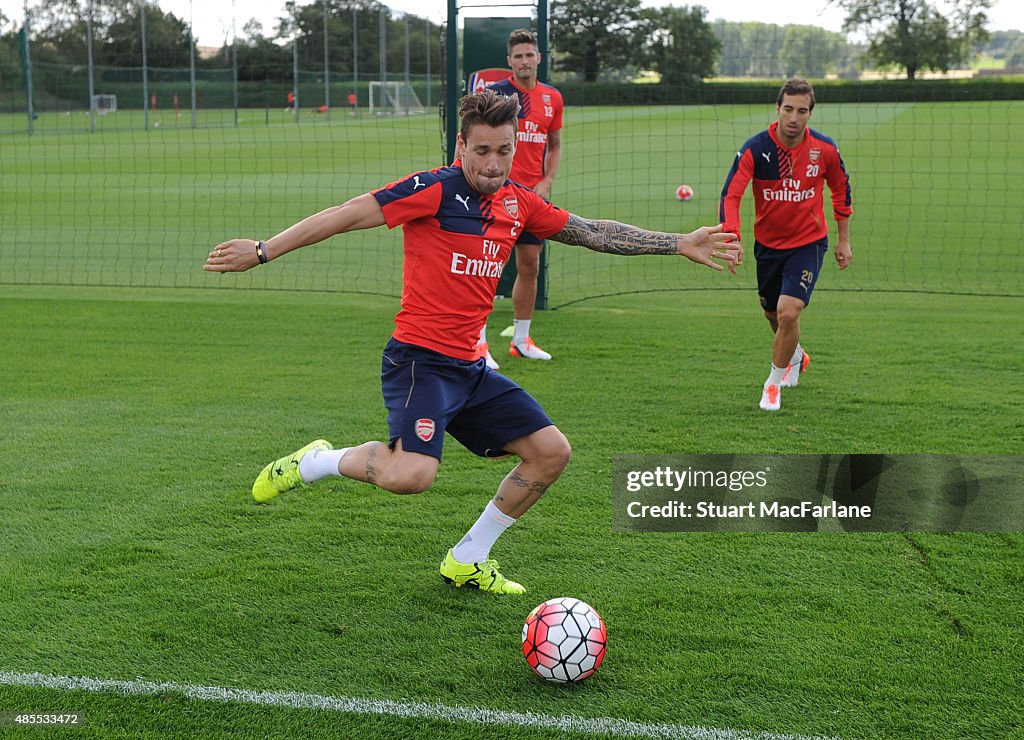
[204,193,386,273]
[549,214,743,273]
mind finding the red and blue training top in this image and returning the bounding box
[719,121,853,249]
[487,77,564,188]
[372,163,570,360]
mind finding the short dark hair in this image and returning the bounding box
[508,28,538,54]
[777,77,815,110]
[459,89,520,141]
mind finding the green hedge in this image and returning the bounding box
[557,77,1024,106]
[6,74,1023,113]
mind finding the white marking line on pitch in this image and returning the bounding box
[0,671,839,740]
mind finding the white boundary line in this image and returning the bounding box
[0,671,840,740]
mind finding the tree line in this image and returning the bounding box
[552,0,998,82]
[0,0,443,83]
[0,0,1015,90]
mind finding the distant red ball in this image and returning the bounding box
[675,184,695,201]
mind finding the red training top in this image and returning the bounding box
[372,163,570,359]
[719,121,852,249]
[487,77,564,188]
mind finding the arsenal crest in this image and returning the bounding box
[503,196,519,218]
[467,67,511,94]
[415,418,436,442]
[542,93,551,104]
[809,148,821,162]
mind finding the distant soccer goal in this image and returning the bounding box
[92,94,117,115]
[368,81,424,115]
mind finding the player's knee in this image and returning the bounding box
[517,260,540,280]
[516,249,541,278]
[385,473,434,495]
[540,430,572,475]
[379,462,437,494]
[507,427,571,479]
[776,305,802,327]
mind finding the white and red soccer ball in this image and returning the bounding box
[675,184,695,202]
[521,597,606,683]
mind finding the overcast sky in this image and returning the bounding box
[3,0,1021,47]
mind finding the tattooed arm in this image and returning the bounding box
[550,214,743,273]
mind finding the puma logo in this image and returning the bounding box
[455,194,471,211]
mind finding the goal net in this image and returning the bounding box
[92,94,117,114]
[368,81,424,115]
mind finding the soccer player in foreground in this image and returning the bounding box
[719,77,853,411]
[205,90,741,594]
[477,28,565,368]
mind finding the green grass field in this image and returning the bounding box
[1,103,1022,738]
[1,285,1021,739]
[2,101,1022,301]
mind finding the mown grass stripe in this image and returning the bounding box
[0,671,838,740]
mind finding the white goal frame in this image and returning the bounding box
[368,81,425,115]
[92,94,117,115]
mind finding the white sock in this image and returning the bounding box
[513,319,532,345]
[789,344,803,367]
[765,364,787,388]
[299,447,350,483]
[478,324,488,345]
[451,501,516,564]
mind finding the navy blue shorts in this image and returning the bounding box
[755,239,827,312]
[380,338,553,461]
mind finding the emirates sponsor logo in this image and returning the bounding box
[516,131,548,144]
[450,252,506,277]
[503,196,519,218]
[809,148,821,162]
[762,186,817,203]
[415,418,436,442]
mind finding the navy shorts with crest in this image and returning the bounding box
[755,238,827,312]
[380,338,553,461]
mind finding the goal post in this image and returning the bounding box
[368,81,425,115]
[92,94,117,114]
[461,14,547,307]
